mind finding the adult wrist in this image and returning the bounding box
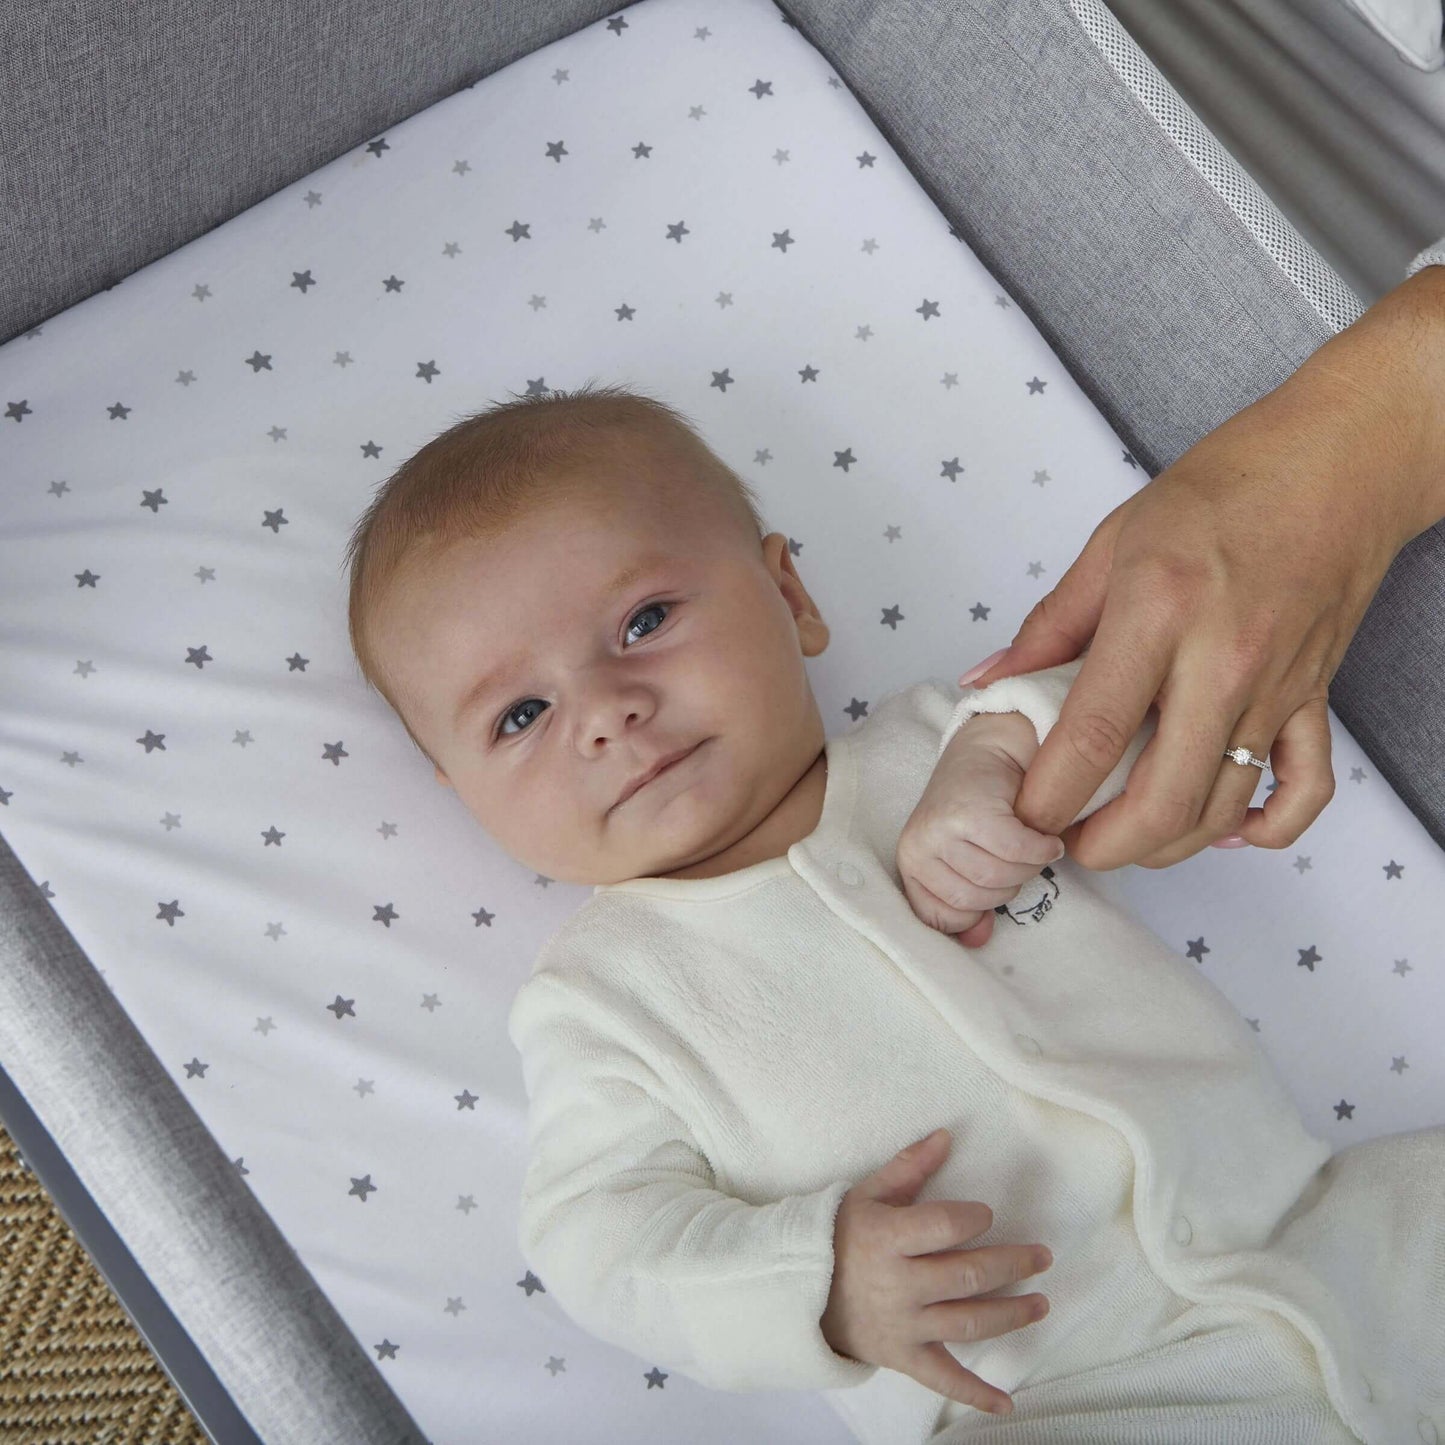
[1287,262,1445,546]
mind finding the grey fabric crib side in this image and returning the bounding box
[2,1,1442,1441]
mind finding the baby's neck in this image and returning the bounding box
[654,749,827,881]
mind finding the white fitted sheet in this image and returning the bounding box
[0,0,1442,1440]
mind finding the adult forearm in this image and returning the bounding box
[1284,261,1445,545]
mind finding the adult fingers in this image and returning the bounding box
[1060,636,1269,870]
[1227,693,1335,851]
[1008,580,1175,851]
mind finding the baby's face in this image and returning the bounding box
[370,452,830,885]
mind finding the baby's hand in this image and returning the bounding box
[896,715,1066,949]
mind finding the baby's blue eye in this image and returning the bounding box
[495,602,672,739]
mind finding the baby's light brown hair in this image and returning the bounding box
[341,381,770,769]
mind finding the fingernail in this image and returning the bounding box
[1210,835,1249,848]
[958,647,1010,687]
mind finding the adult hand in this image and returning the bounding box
[959,338,1432,871]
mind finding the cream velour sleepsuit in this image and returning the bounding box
[505,657,1445,1444]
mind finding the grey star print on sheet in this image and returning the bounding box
[0,1,1441,1442]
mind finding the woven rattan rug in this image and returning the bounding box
[0,1122,207,1444]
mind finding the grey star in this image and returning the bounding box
[455,1089,478,1110]
[862,237,880,255]
[1393,958,1412,977]
[1383,860,1404,880]
[185,645,212,669]
[196,566,216,582]
[373,902,398,927]
[770,229,794,253]
[833,448,856,472]
[354,1078,375,1098]
[518,1270,545,1297]
[505,220,531,241]
[1292,855,1312,874]
[1185,937,1209,962]
[375,1340,399,1360]
[665,220,689,242]
[587,216,605,233]
[262,508,288,533]
[192,284,212,302]
[917,298,941,321]
[844,698,868,722]
[383,274,406,293]
[1333,1099,1354,1120]
[107,402,131,419]
[545,1356,566,1376]
[0,785,12,804]
[137,729,166,752]
[349,1174,377,1202]
[261,826,284,846]
[969,603,990,622]
[749,78,773,98]
[158,900,184,926]
[60,750,82,767]
[365,137,390,158]
[264,921,286,940]
[1027,561,1045,578]
[884,525,901,542]
[472,906,494,927]
[1123,450,1139,468]
[994,294,1011,308]
[456,1194,477,1214]
[444,1297,466,1316]
[442,240,461,257]
[74,660,95,678]
[1297,945,1322,972]
[798,364,819,382]
[254,1017,276,1035]
[645,1367,668,1388]
[1350,767,1366,783]
[614,302,636,321]
[49,479,70,496]
[304,190,321,208]
[378,821,398,839]
[526,294,546,312]
[234,1157,249,1176]
[7,399,33,421]
[420,993,441,1012]
[75,569,99,587]
[290,270,317,293]
[1032,469,1050,486]
[606,13,627,33]
[328,995,356,1019]
[1391,1056,1409,1075]
[160,812,181,830]
[244,351,273,372]
[630,141,652,159]
[285,653,309,671]
[323,741,348,764]
[184,1057,207,1078]
[940,457,964,482]
[1026,377,1046,394]
[416,360,440,382]
[880,605,903,630]
[233,730,253,747]
[709,368,734,392]
[856,150,876,167]
[141,489,167,513]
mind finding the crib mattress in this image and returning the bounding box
[1,0,1441,1441]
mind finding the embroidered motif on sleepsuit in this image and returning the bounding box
[994,865,1061,926]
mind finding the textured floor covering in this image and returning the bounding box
[0,1123,208,1444]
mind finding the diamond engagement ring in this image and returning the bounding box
[1223,746,1268,770]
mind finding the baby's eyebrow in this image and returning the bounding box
[448,554,674,732]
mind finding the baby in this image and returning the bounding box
[344,382,1444,1445]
